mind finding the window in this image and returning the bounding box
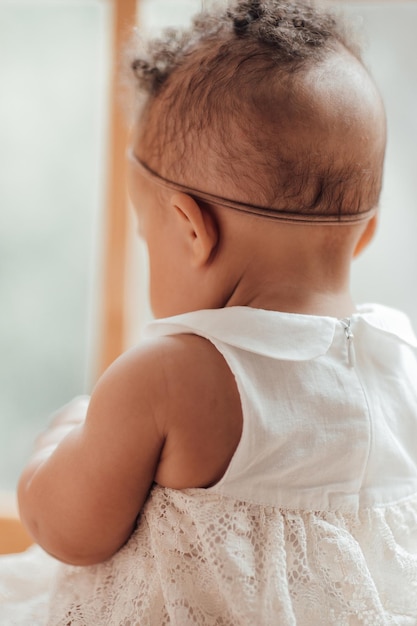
[0,0,111,489]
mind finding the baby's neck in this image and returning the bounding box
[216,219,359,319]
[225,282,356,319]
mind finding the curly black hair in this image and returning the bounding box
[131,0,359,96]
[127,0,385,220]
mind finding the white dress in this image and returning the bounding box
[1,304,417,625]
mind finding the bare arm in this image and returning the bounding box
[17,339,168,566]
[18,334,242,566]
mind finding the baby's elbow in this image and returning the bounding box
[20,513,122,566]
[49,520,137,566]
[41,525,128,566]
[47,544,118,567]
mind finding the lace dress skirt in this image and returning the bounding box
[44,486,417,626]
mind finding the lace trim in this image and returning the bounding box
[46,487,417,626]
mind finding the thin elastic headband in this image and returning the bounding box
[128,149,377,225]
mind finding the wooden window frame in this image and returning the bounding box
[99,0,137,375]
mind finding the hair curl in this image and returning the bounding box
[131,0,359,97]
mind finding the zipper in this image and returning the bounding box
[340,318,356,367]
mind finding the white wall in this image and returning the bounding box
[0,1,111,489]
[347,2,417,327]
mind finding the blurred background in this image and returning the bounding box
[0,0,416,491]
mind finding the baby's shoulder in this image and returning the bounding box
[118,333,243,490]
[110,332,236,405]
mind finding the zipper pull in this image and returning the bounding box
[340,318,356,367]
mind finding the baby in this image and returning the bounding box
[13,1,417,624]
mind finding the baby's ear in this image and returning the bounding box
[353,214,378,258]
[170,193,219,266]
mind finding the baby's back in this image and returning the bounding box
[48,304,417,625]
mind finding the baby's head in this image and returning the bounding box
[129,0,386,224]
[127,0,387,317]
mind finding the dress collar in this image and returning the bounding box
[145,304,417,361]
